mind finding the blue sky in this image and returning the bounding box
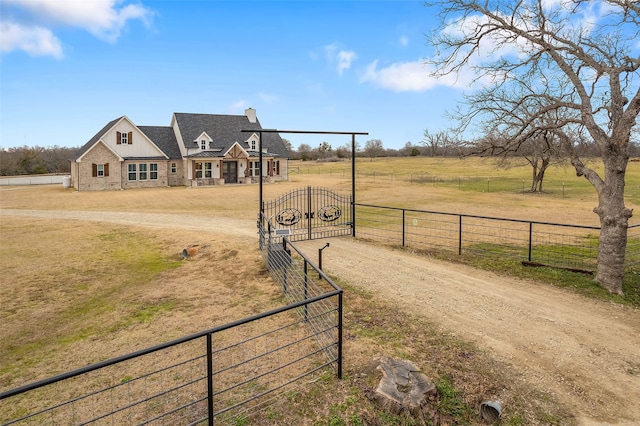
[0,0,470,151]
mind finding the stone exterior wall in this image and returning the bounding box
[75,143,122,191]
[167,159,185,187]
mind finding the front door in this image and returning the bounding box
[223,161,237,183]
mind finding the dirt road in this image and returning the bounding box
[3,208,639,424]
[296,238,640,425]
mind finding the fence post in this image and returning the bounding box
[303,260,309,322]
[528,222,533,262]
[402,209,406,247]
[307,186,312,240]
[283,238,288,294]
[207,334,214,426]
[338,291,343,380]
[458,215,463,255]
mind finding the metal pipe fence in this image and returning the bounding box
[1,228,343,425]
[354,203,640,272]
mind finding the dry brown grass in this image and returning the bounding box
[1,158,637,424]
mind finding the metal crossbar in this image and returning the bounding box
[1,227,343,425]
[355,203,639,272]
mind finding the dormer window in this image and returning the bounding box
[195,132,213,150]
[250,140,257,150]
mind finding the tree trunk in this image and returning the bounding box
[593,154,632,295]
[529,159,539,192]
[536,159,549,193]
[529,158,549,192]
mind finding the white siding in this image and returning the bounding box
[103,119,166,159]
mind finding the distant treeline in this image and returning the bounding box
[0,146,79,176]
[2,142,638,176]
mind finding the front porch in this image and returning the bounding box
[189,175,275,187]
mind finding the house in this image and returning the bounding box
[70,108,288,191]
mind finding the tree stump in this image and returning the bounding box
[367,357,437,416]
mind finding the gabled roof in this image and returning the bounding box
[138,126,182,160]
[74,116,172,161]
[75,112,289,163]
[73,117,122,160]
[173,112,289,158]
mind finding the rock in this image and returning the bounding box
[367,357,437,416]
[181,244,208,259]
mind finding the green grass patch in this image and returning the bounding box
[426,245,640,307]
[0,225,184,386]
[434,375,474,420]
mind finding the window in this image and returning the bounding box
[128,164,137,181]
[204,162,212,178]
[195,162,203,178]
[171,162,177,173]
[92,163,109,177]
[139,163,148,180]
[250,161,260,177]
[116,131,132,144]
[150,163,158,180]
[250,140,257,150]
[201,139,206,150]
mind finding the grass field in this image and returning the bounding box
[290,156,640,207]
[1,156,639,425]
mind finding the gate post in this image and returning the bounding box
[351,134,356,238]
[303,260,309,322]
[307,186,312,240]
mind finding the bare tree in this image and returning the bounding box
[40,145,74,173]
[281,138,293,155]
[363,139,384,161]
[421,129,457,156]
[520,132,563,193]
[427,0,640,294]
[297,143,313,161]
[399,141,421,157]
[335,142,355,159]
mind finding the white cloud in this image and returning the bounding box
[228,100,248,114]
[0,0,153,57]
[258,93,278,103]
[337,50,356,75]
[0,20,63,58]
[322,43,357,75]
[360,59,480,92]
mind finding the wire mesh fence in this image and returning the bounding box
[355,203,639,272]
[1,227,343,426]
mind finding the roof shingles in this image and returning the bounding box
[74,113,288,161]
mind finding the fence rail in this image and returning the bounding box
[1,226,342,425]
[355,203,640,272]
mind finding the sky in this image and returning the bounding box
[0,0,476,151]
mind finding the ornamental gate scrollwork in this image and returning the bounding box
[263,186,353,241]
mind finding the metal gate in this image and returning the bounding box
[263,186,352,241]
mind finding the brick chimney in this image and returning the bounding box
[245,108,257,123]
